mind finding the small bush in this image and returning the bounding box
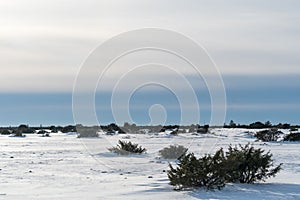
[255,129,283,142]
[61,125,77,133]
[14,132,25,137]
[159,145,188,159]
[108,140,146,155]
[22,128,35,134]
[290,127,298,132]
[51,129,58,133]
[168,149,226,190]
[170,130,178,135]
[11,130,25,137]
[223,144,282,183]
[168,144,282,190]
[16,124,34,134]
[197,125,210,134]
[37,130,47,134]
[284,132,300,141]
[1,129,11,135]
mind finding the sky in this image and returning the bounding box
[0,0,299,126]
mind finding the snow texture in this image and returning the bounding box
[1,129,299,199]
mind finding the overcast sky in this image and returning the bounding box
[0,0,299,125]
[1,0,299,92]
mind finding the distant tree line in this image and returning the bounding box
[1,120,299,136]
[223,120,295,129]
[0,124,77,135]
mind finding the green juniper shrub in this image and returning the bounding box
[290,127,298,132]
[14,132,25,137]
[22,128,35,134]
[49,126,57,133]
[168,149,227,191]
[37,130,47,134]
[197,125,210,134]
[15,124,35,134]
[108,140,146,155]
[284,132,300,141]
[276,123,290,129]
[249,121,265,129]
[255,129,283,142]
[170,130,178,135]
[159,145,188,159]
[168,144,282,191]
[1,129,11,135]
[43,133,50,137]
[61,125,77,133]
[12,129,25,137]
[223,144,282,183]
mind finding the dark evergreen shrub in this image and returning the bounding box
[223,144,282,183]
[264,121,272,128]
[229,120,237,128]
[51,129,58,133]
[1,129,11,135]
[159,145,188,159]
[284,132,300,141]
[168,144,282,190]
[14,132,24,137]
[15,124,34,134]
[290,127,298,132]
[37,130,47,134]
[22,128,35,134]
[108,140,146,155]
[18,124,28,129]
[276,123,290,129]
[170,130,178,135]
[11,130,25,137]
[168,149,227,191]
[61,125,77,133]
[107,123,126,134]
[197,125,209,134]
[49,126,58,133]
[255,129,283,142]
[249,121,265,129]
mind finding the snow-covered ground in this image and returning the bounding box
[1,129,299,199]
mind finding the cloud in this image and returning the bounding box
[227,103,300,111]
[0,0,299,92]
